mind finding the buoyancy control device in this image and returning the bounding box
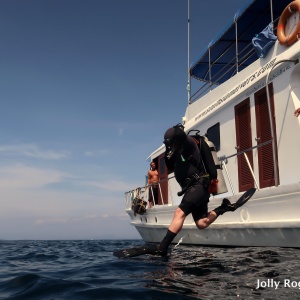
[188,130,228,195]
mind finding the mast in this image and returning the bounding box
[187,0,191,105]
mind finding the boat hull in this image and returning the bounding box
[127,183,300,248]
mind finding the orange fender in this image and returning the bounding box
[277,0,300,46]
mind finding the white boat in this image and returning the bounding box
[125,0,300,248]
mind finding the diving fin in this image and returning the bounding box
[233,187,256,210]
[113,244,167,258]
[216,188,256,215]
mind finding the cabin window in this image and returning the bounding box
[206,122,220,151]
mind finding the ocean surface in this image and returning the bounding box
[1,240,300,300]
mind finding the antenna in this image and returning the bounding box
[187,0,191,105]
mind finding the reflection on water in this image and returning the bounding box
[138,245,300,299]
[0,240,300,300]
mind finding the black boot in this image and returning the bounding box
[150,229,177,256]
[144,230,177,256]
[213,198,236,216]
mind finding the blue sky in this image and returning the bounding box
[0,0,242,240]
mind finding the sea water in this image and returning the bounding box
[0,240,300,299]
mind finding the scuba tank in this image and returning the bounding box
[187,130,228,195]
[203,136,228,195]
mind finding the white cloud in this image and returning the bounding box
[0,144,70,160]
[84,179,134,192]
[0,164,67,188]
[35,218,68,225]
[117,213,130,221]
[0,161,139,239]
[84,149,109,157]
[85,214,98,219]
[34,213,114,226]
[0,187,102,217]
[0,187,138,239]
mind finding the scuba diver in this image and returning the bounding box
[154,124,240,255]
[113,123,256,258]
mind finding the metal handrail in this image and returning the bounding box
[220,140,272,161]
[125,176,175,209]
[125,139,278,208]
[190,20,281,103]
[146,183,164,206]
[190,39,257,102]
[219,139,277,194]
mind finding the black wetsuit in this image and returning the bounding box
[165,136,215,221]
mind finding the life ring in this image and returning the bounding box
[277,0,300,46]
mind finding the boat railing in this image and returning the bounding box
[190,20,280,103]
[124,176,175,210]
[190,41,257,102]
[125,138,274,209]
[220,139,274,194]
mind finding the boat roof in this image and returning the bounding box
[190,0,292,85]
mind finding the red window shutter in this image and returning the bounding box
[254,83,279,188]
[235,98,254,192]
